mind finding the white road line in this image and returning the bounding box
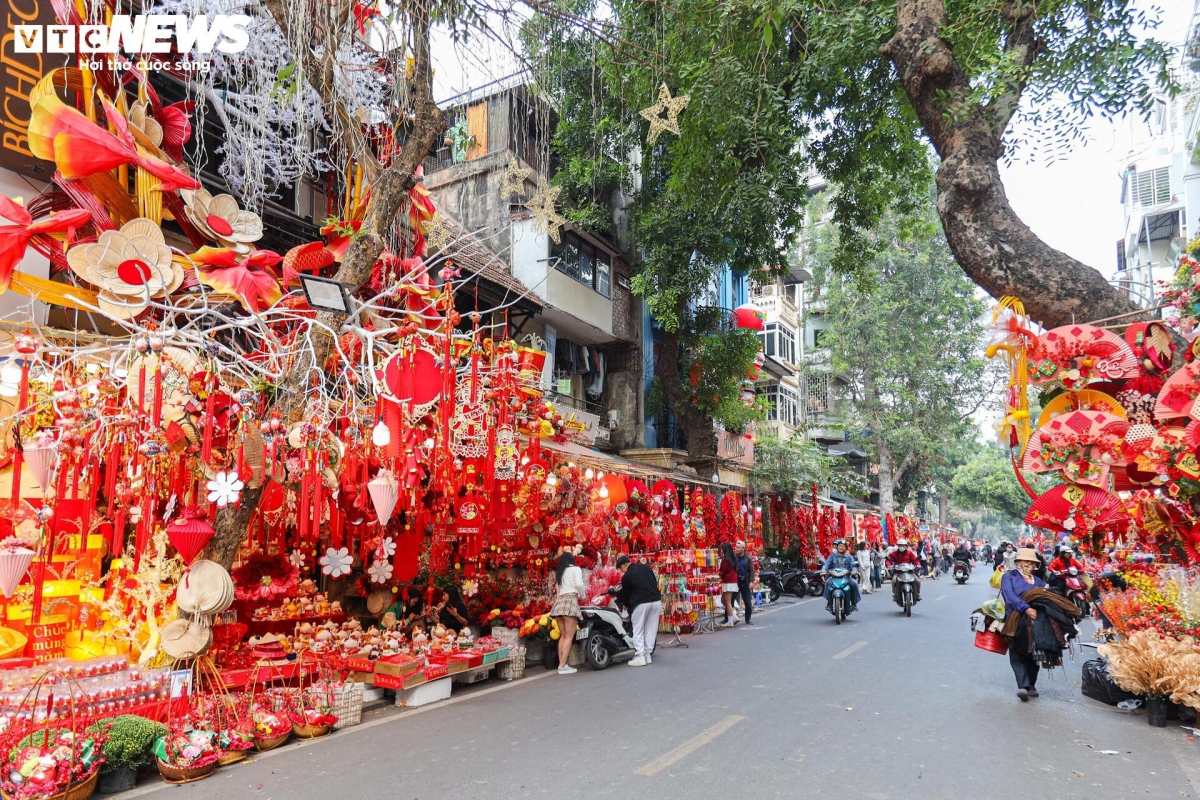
[934,595,947,601]
[634,715,746,776]
[832,640,869,660]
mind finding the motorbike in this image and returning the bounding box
[1053,567,1091,617]
[952,559,971,585]
[577,597,644,670]
[756,559,788,603]
[824,568,857,624]
[794,568,825,597]
[893,563,919,617]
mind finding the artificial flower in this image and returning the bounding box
[289,550,307,568]
[181,187,263,253]
[206,470,245,508]
[378,536,396,559]
[66,218,182,317]
[367,559,393,584]
[320,547,353,578]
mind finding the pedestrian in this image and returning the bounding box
[856,542,873,594]
[718,541,739,627]
[613,555,663,666]
[551,546,586,675]
[435,586,471,632]
[735,540,757,625]
[870,544,884,591]
[999,547,1080,701]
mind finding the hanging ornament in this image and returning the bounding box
[206,470,244,507]
[499,155,532,197]
[289,549,307,568]
[320,546,354,578]
[378,536,397,559]
[166,514,215,565]
[0,547,35,598]
[368,559,394,584]
[639,83,690,145]
[368,470,400,525]
[524,176,565,244]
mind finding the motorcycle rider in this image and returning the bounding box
[822,539,861,613]
[953,540,974,567]
[886,539,922,604]
[1048,547,1086,595]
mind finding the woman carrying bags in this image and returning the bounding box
[718,542,740,627]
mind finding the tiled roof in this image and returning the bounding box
[432,217,543,308]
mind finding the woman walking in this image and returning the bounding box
[856,542,874,594]
[551,547,586,674]
[999,548,1080,701]
[718,542,739,627]
[870,544,884,592]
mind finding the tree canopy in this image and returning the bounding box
[950,442,1037,538]
[749,432,868,501]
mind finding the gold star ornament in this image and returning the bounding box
[422,213,454,253]
[640,83,690,145]
[525,177,565,244]
[499,156,533,198]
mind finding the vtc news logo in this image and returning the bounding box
[14,14,251,54]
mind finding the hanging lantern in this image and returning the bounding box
[732,305,765,331]
[167,516,216,565]
[600,474,627,508]
[368,470,399,525]
[0,548,34,598]
[23,445,57,491]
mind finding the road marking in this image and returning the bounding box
[635,715,745,776]
[832,640,869,660]
[934,595,947,601]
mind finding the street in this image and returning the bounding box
[128,576,1200,800]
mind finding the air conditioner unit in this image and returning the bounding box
[594,427,611,443]
[606,410,621,429]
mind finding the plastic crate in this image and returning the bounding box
[332,682,364,729]
[481,650,499,665]
[497,647,526,680]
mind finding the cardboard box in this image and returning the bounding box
[450,652,482,669]
[401,670,428,690]
[350,671,375,684]
[345,657,374,673]
[372,672,407,690]
[374,654,421,678]
[424,664,448,681]
[446,659,467,675]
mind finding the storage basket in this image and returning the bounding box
[497,647,526,680]
[217,751,247,766]
[291,723,330,740]
[974,629,1008,655]
[156,759,217,785]
[253,733,290,751]
[332,682,365,730]
[2,770,100,800]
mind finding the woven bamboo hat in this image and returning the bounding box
[160,619,213,659]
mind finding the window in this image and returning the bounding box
[812,327,829,350]
[760,384,799,426]
[1116,239,1126,273]
[759,322,797,365]
[802,372,833,415]
[1130,167,1171,207]
[551,231,613,298]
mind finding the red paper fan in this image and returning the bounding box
[1029,324,1139,385]
[1024,484,1125,533]
[1187,420,1200,450]
[1021,410,1129,487]
[1154,361,1200,421]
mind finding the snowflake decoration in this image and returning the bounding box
[289,550,306,568]
[377,537,396,559]
[367,559,393,584]
[525,176,565,244]
[639,83,690,145]
[206,471,244,508]
[320,547,353,578]
[422,214,454,253]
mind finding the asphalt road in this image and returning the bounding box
[126,572,1200,800]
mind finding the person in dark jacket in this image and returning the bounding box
[718,542,739,627]
[735,540,757,625]
[613,555,663,666]
[1001,548,1044,701]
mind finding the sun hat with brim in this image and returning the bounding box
[160,619,213,659]
[1015,548,1040,563]
[177,560,235,616]
[367,589,392,616]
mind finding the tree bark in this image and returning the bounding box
[655,301,717,461]
[937,483,949,528]
[199,0,446,568]
[877,441,895,516]
[881,0,1143,330]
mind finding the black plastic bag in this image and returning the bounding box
[1081,658,1136,706]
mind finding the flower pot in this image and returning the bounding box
[97,766,138,794]
[1146,695,1169,728]
[543,644,559,670]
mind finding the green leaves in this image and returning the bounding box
[950,443,1035,525]
[750,431,868,499]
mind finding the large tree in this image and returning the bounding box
[951,442,1036,533]
[810,196,987,517]
[749,432,868,501]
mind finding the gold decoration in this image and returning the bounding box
[499,156,532,198]
[179,188,264,254]
[525,176,565,244]
[423,213,454,253]
[640,83,689,145]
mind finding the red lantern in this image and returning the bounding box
[732,305,765,331]
[167,516,216,565]
[599,474,628,509]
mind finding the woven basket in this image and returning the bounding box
[974,629,1009,655]
[497,646,526,680]
[2,770,100,800]
[217,750,248,766]
[253,733,291,751]
[333,682,365,730]
[291,723,330,740]
[157,759,217,785]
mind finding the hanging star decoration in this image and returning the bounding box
[640,83,690,145]
[422,213,454,253]
[525,176,565,244]
[499,156,532,198]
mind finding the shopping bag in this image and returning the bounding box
[990,569,1003,589]
[981,597,1006,621]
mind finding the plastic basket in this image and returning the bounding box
[974,629,1008,655]
[497,647,526,680]
[332,681,365,730]
[490,627,519,647]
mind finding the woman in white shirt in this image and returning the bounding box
[550,547,586,674]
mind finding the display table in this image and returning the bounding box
[220,660,320,689]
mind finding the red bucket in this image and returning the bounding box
[974,629,1008,655]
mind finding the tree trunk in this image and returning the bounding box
[199,0,446,569]
[877,442,895,517]
[881,0,1144,330]
[655,303,716,461]
[937,484,949,528]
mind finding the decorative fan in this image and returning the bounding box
[1154,361,1200,421]
[1027,324,1139,387]
[1020,409,1128,487]
[1035,389,1126,429]
[1024,484,1125,534]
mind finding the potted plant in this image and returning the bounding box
[518,615,559,669]
[87,716,166,793]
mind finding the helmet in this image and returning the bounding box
[896,539,909,547]
[834,538,847,547]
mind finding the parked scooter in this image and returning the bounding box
[824,568,857,625]
[756,559,788,603]
[893,563,919,617]
[952,559,971,585]
[1053,567,1091,617]
[578,598,641,669]
[794,569,825,598]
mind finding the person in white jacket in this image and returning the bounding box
[856,542,874,594]
[550,547,586,674]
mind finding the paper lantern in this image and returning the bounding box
[517,346,548,373]
[600,474,627,509]
[0,548,34,598]
[22,446,56,490]
[167,517,215,565]
[368,471,399,525]
[732,305,765,331]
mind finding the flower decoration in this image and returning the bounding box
[232,552,299,601]
[461,579,478,598]
[127,100,163,147]
[367,559,393,584]
[289,550,307,569]
[320,547,353,578]
[0,195,90,292]
[378,536,397,559]
[180,188,263,253]
[66,218,183,319]
[206,470,245,508]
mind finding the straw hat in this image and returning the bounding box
[177,560,235,616]
[160,619,213,659]
[1015,548,1040,563]
[367,589,392,616]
